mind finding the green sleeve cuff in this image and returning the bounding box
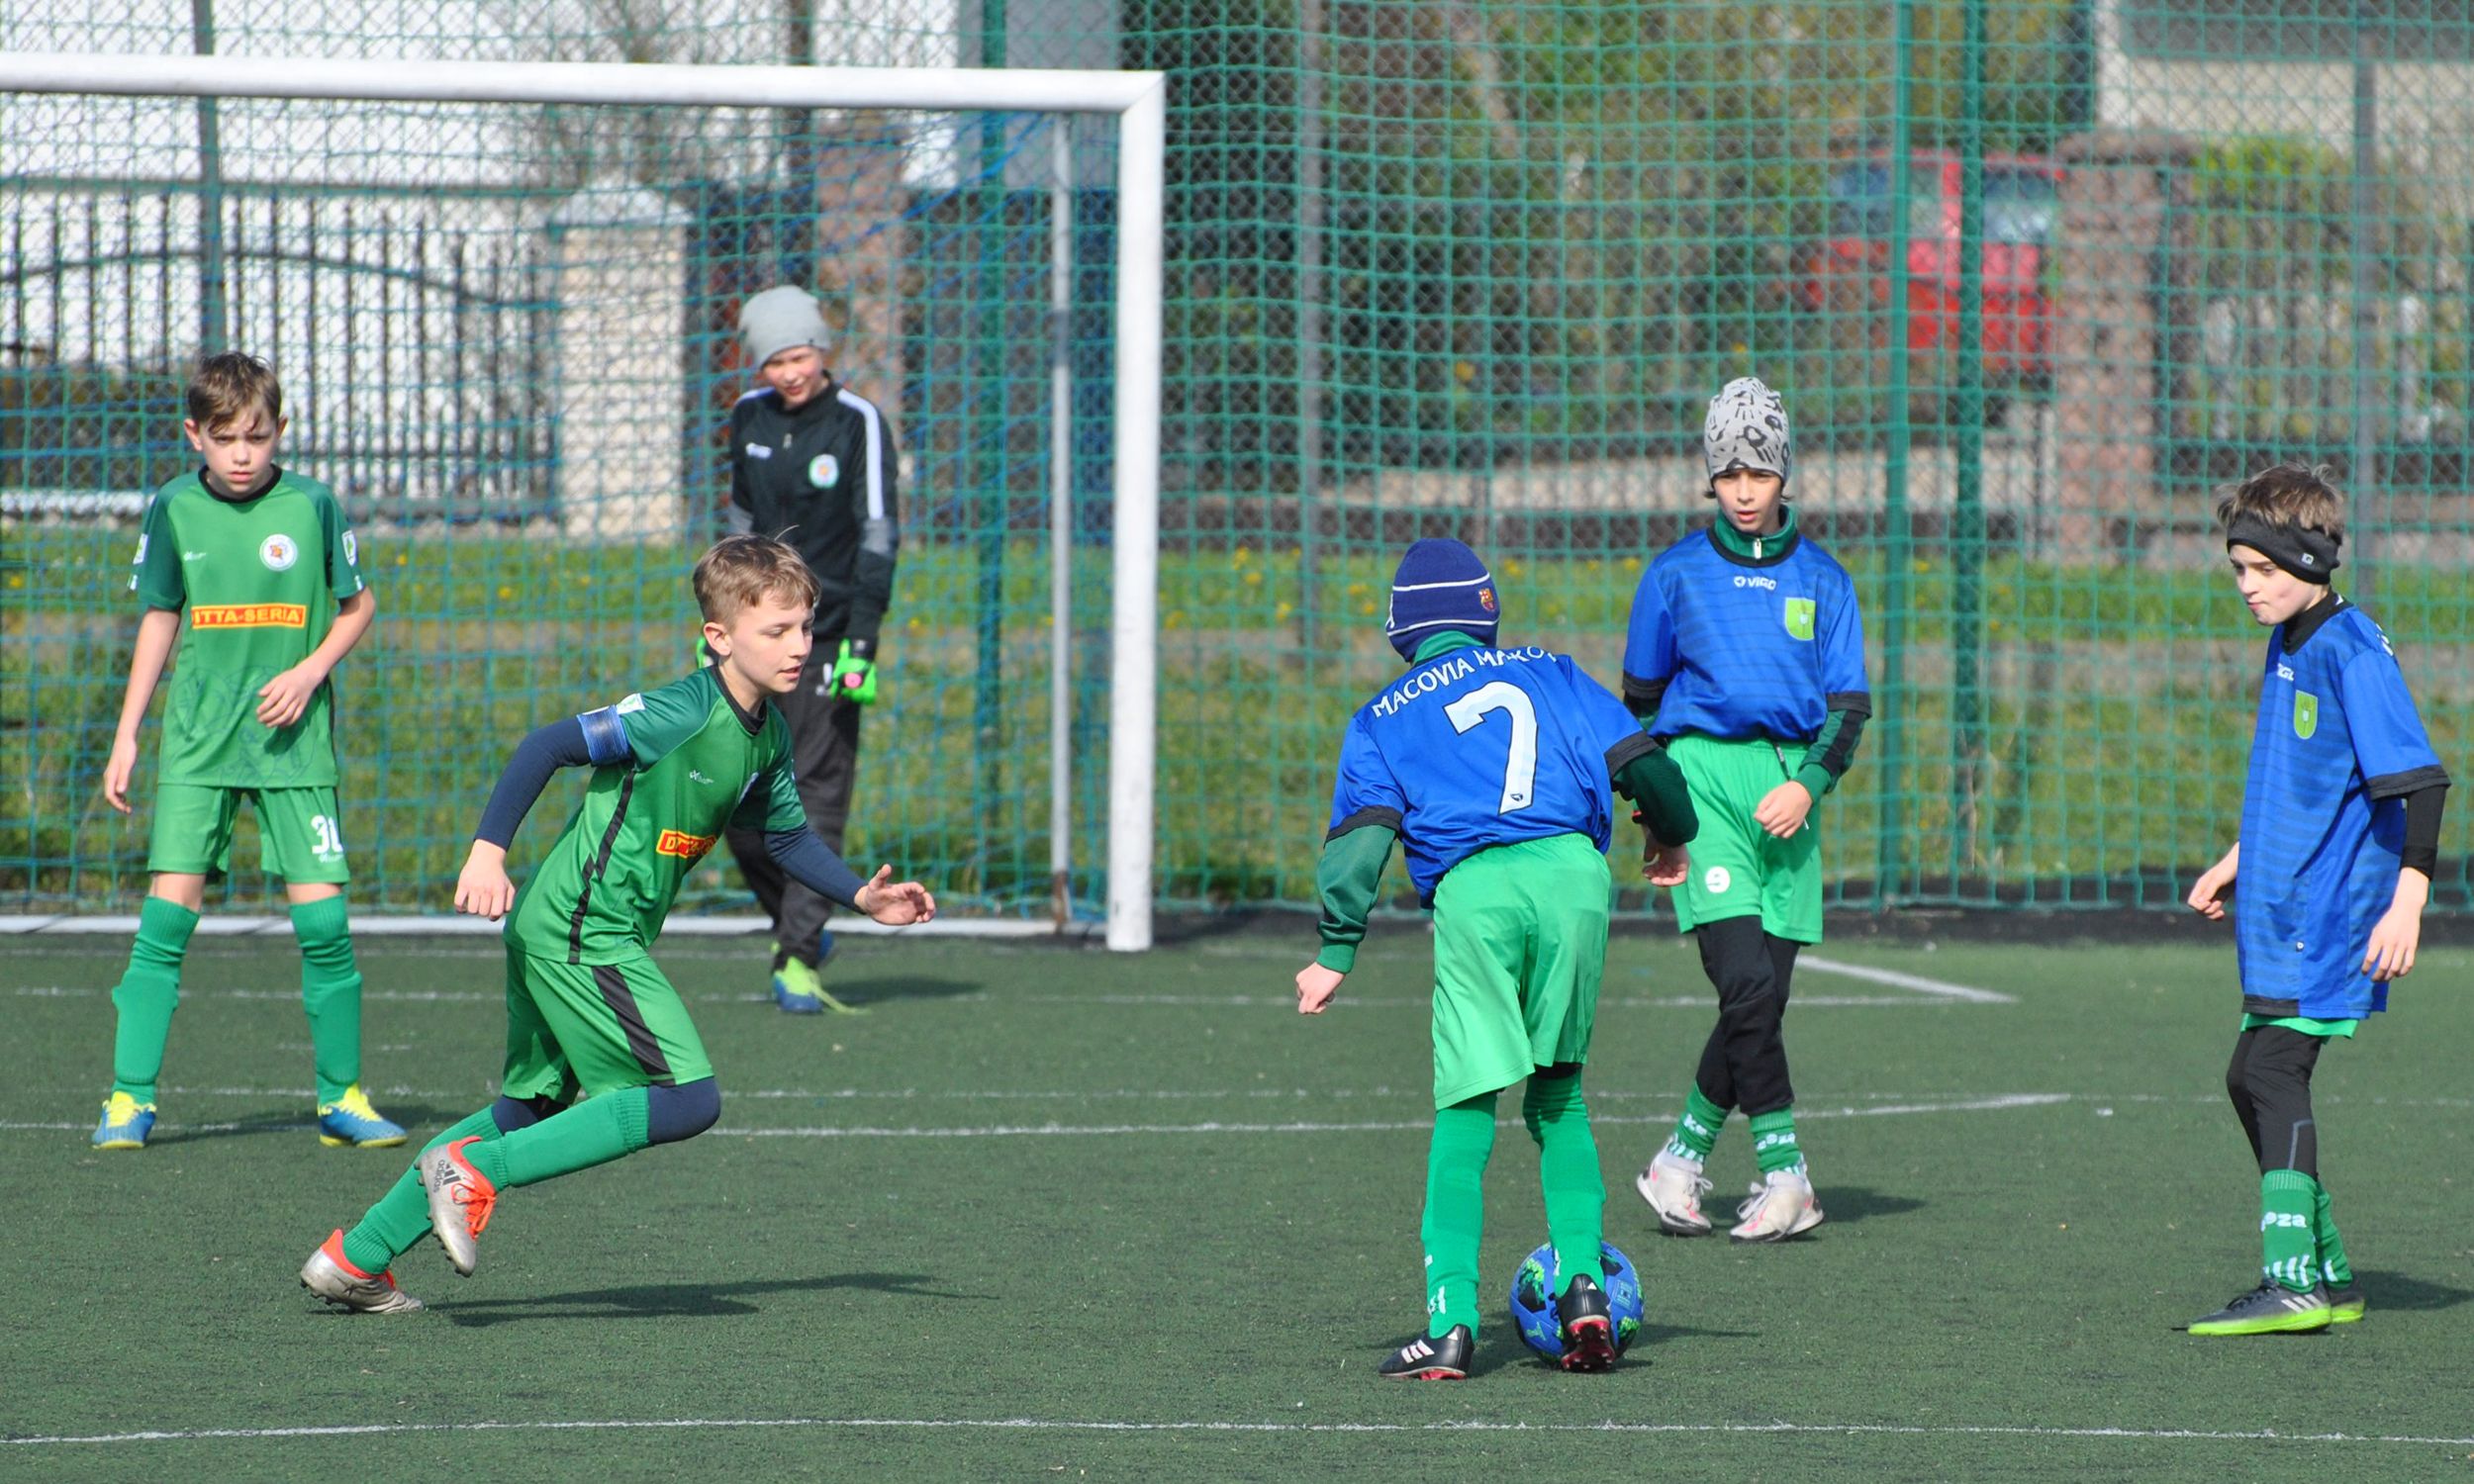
[1612,748,1698,846]
[1314,942,1358,974]
[1795,761,1837,799]
[1315,823,1396,971]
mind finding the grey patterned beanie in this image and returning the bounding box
[1702,376,1791,492]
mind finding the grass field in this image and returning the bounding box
[5,927,2474,1482]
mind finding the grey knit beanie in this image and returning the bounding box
[738,285,831,369]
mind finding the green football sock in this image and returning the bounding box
[461,1086,651,1190]
[1420,1093,1498,1340]
[2260,1169,2321,1292]
[2312,1179,2352,1288]
[289,896,363,1106]
[109,895,199,1104]
[1522,1071,1605,1291]
[1749,1106,1804,1175]
[1664,1083,1728,1162]
[340,1105,505,1273]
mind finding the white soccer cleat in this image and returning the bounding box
[1636,1148,1715,1237]
[1729,1167,1825,1244]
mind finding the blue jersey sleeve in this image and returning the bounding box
[1326,714,1407,834]
[1820,568,1870,704]
[1620,568,1677,711]
[2336,645,2445,795]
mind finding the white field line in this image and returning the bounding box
[0,914,1083,940]
[0,1093,2075,1140]
[1798,955,2013,1003]
[1,984,1966,1010]
[9,1416,2472,1449]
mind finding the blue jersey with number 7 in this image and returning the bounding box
[1326,643,1647,904]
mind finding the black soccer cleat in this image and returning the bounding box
[2182,1280,2332,1337]
[1556,1272,1619,1372]
[2326,1282,2365,1324]
[1379,1326,1474,1380]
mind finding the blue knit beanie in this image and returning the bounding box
[1383,537,1500,660]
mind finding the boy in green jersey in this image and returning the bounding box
[93,352,403,1151]
[300,535,936,1314]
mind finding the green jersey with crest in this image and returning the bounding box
[128,467,367,788]
[508,666,809,966]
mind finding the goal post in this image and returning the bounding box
[0,52,1163,952]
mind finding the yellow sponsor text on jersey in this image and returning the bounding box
[191,603,309,629]
[655,828,718,862]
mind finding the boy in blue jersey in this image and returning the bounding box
[1624,378,1869,1243]
[1293,538,1698,1379]
[2182,464,2447,1336]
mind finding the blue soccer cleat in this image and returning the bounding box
[772,957,827,1014]
[317,1084,409,1149]
[92,1091,156,1150]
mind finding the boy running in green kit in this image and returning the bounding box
[300,535,936,1314]
[93,352,403,1151]
[1624,378,1870,1242]
[1295,538,1697,1378]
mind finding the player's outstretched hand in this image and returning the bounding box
[1644,842,1690,888]
[2186,847,2237,921]
[2364,902,2422,981]
[102,733,142,815]
[1753,780,1814,839]
[454,843,517,920]
[855,866,936,926]
[255,662,325,729]
[1295,963,1344,1015]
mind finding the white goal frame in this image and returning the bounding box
[0,51,1164,952]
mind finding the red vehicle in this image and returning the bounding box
[1795,149,2061,389]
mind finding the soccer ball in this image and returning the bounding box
[1508,1240,1644,1360]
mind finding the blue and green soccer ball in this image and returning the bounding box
[1508,1241,1644,1360]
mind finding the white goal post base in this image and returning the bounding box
[0,51,1164,951]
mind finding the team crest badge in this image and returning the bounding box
[809,453,840,488]
[1477,586,1496,614]
[2293,690,2319,740]
[341,530,358,566]
[259,533,299,571]
[1703,866,1733,895]
[1783,597,1816,640]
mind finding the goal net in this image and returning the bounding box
[0,53,1163,949]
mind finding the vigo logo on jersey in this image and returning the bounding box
[655,828,718,862]
[192,603,308,629]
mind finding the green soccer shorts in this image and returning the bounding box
[1665,733,1824,944]
[498,944,715,1102]
[1427,832,1613,1108]
[147,783,351,883]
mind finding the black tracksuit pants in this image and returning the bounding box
[1691,916,1802,1118]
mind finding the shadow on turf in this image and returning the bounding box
[148,1103,470,1146]
[2350,1269,2474,1313]
[423,1271,989,1328]
[1453,1319,1758,1375]
[809,975,979,1007]
[1806,1185,1926,1226]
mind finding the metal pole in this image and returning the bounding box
[1106,80,1166,951]
[2349,7,2378,604]
[1295,0,1326,660]
[1048,118,1075,928]
[1950,0,1988,880]
[970,0,1009,884]
[190,0,228,355]
[1876,0,1916,907]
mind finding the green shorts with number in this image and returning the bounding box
[147,782,350,883]
[1428,832,1612,1108]
[498,944,714,1102]
[1665,732,1823,944]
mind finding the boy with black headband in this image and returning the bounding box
[2183,464,2448,1335]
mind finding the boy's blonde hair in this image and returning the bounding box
[693,534,819,623]
[2215,463,2345,540]
[186,352,283,430]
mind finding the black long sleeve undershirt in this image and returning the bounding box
[2401,782,2448,880]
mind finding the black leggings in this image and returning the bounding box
[2226,1026,2324,1177]
[1690,916,1801,1118]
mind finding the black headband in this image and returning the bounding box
[2225,514,2341,585]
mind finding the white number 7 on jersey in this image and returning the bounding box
[1444,681,1539,813]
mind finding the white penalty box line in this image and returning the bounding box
[9,1415,2471,1449]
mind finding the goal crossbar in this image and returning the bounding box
[0,51,1164,952]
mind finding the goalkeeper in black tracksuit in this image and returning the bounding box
[721,284,902,1013]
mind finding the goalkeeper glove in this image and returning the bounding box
[829,639,880,705]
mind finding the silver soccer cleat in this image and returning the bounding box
[301,1233,425,1315]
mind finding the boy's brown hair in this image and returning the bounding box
[186,352,283,430]
[693,534,820,623]
[2215,462,2346,539]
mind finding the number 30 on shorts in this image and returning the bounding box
[1446,681,1539,814]
[311,814,344,858]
